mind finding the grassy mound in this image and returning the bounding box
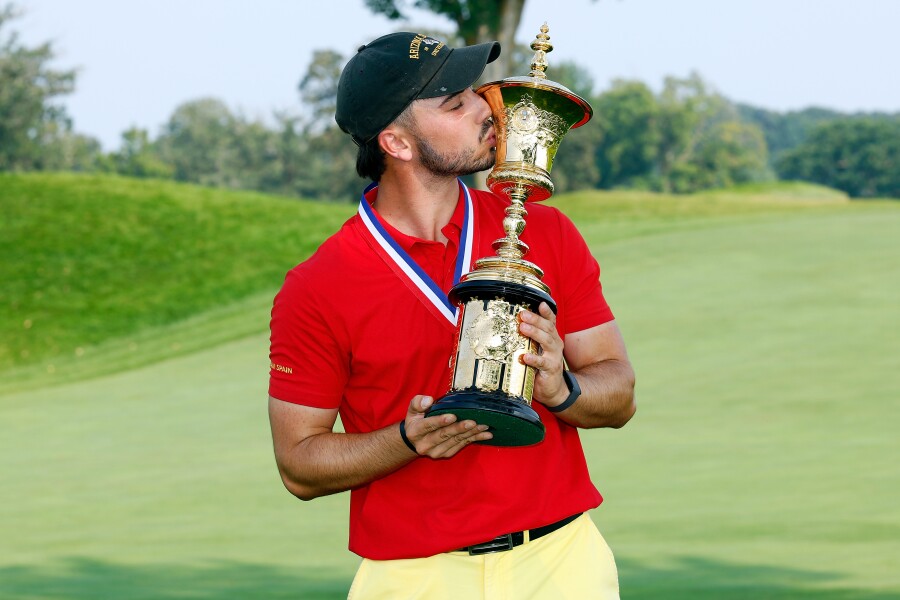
[0,172,354,380]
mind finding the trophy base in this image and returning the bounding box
[426,392,545,447]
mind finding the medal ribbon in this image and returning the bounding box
[357,179,474,326]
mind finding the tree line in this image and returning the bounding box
[2,5,898,200]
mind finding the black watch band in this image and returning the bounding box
[547,370,581,413]
[398,420,417,454]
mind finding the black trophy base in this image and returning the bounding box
[426,392,545,447]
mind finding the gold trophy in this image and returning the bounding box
[426,24,593,446]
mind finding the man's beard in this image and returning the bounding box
[414,121,495,177]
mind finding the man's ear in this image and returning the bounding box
[378,125,414,162]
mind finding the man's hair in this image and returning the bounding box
[355,104,416,182]
[356,138,387,182]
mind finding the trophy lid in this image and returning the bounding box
[475,23,592,129]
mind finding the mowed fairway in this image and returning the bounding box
[1,179,898,599]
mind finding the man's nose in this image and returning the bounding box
[466,87,492,122]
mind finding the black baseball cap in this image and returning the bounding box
[335,32,501,145]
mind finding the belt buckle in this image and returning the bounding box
[467,533,514,556]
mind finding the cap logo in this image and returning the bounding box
[409,34,444,59]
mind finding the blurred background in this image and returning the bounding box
[5,0,900,200]
[1,1,898,598]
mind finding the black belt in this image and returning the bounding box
[454,513,582,556]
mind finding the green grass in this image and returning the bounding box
[588,203,900,597]
[0,172,354,375]
[1,174,899,598]
[0,334,355,599]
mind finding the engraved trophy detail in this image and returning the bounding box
[426,24,593,446]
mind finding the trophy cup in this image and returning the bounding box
[425,24,593,446]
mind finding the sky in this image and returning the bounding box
[13,0,900,151]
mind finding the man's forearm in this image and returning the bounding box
[277,425,415,501]
[554,359,636,429]
[271,394,494,501]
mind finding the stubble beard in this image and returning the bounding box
[415,120,496,178]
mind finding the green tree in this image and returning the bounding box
[593,80,661,189]
[738,104,900,171]
[299,49,344,132]
[669,121,769,192]
[296,49,366,200]
[656,73,770,193]
[0,3,77,170]
[550,117,602,193]
[777,118,900,198]
[266,112,306,196]
[737,104,843,165]
[229,117,281,192]
[108,127,173,179]
[153,98,294,193]
[155,98,240,187]
[546,59,600,193]
[295,126,362,201]
[655,73,712,191]
[39,128,105,172]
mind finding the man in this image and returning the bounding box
[268,31,635,599]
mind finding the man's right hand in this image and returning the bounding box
[402,395,492,458]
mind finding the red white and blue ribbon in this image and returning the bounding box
[357,179,474,326]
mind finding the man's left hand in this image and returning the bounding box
[518,302,568,408]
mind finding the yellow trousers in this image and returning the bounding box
[348,514,619,600]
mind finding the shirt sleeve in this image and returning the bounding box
[554,209,614,335]
[268,268,349,409]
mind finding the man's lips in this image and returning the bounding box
[483,127,496,146]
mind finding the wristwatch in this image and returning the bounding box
[547,370,581,413]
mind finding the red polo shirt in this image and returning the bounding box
[269,183,614,560]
